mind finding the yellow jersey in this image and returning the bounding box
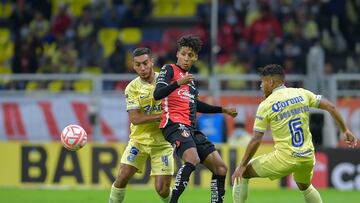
[254,86,322,157]
[125,73,167,146]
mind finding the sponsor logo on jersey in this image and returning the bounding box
[177,88,195,102]
[162,156,169,166]
[143,104,162,113]
[271,96,304,112]
[159,69,167,76]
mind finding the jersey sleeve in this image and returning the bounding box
[153,65,179,100]
[196,100,222,113]
[301,88,322,108]
[125,83,140,111]
[253,102,268,133]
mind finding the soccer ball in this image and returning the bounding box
[60,124,87,151]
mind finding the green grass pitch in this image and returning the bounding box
[0,187,358,203]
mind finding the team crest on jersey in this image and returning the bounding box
[181,130,190,138]
[127,146,139,162]
[178,124,190,138]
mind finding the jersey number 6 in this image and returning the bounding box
[289,118,304,147]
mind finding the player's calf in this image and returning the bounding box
[170,162,196,203]
[211,174,226,203]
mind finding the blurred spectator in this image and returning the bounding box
[192,16,210,55]
[318,0,355,53]
[197,95,228,143]
[29,11,50,40]
[75,6,94,41]
[9,0,32,37]
[50,39,78,73]
[78,33,104,68]
[104,39,127,73]
[228,122,251,146]
[296,5,319,42]
[12,30,42,74]
[30,0,51,20]
[121,0,151,27]
[245,2,282,48]
[102,4,122,28]
[75,6,102,68]
[218,7,245,54]
[282,24,311,73]
[51,3,72,37]
[255,32,282,68]
[215,53,250,90]
[0,0,358,78]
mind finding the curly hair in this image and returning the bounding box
[177,35,202,54]
[258,64,285,80]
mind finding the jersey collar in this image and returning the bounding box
[139,72,158,85]
[272,84,286,93]
[175,64,187,72]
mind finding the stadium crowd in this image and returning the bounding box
[0,0,359,91]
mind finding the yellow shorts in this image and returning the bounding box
[120,139,174,176]
[250,150,315,184]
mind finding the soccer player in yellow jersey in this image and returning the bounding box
[231,64,357,203]
[109,48,174,203]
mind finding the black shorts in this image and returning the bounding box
[162,122,216,163]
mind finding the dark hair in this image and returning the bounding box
[177,35,202,54]
[258,64,285,79]
[132,47,152,57]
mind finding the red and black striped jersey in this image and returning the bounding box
[154,64,223,130]
[154,64,197,128]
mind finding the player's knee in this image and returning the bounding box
[296,182,311,191]
[215,164,228,176]
[184,156,200,166]
[113,178,126,188]
[192,157,201,166]
[155,183,170,198]
[182,148,201,166]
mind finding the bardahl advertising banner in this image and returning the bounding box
[0,142,278,188]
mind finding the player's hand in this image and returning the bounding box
[343,128,357,148]
[223,107,238,118]
[177,74,194,86]
[231,165,246,185]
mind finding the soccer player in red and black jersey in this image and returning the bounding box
[154,35,238,203]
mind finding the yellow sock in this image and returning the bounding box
[301,184,323,203]
[233,178,249,203]
[109,184,125,203]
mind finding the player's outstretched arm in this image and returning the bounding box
[231,131,263,184]
[319,98,357,148]
[196,100,238,117]
[128,109,161,125]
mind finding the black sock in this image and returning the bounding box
[210,174,226,203]
[169,162,196,203]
